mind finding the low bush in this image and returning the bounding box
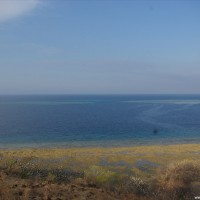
[156,160,200,199]
[126,176,149,196]
[84,165,119,187]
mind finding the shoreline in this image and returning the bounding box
[1,143,199,151]
[1,137,200,150]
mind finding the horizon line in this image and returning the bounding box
[0,93,200,96]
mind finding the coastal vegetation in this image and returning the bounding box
[0,144,200,199]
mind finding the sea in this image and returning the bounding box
[0,95,200,149]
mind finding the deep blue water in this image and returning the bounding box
[0,95,200,148]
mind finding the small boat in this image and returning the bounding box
[153,129,158,135]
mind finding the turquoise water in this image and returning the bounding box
[0,95,200,149]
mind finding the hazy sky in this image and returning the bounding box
[0,0,200,94]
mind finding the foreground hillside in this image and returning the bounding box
[0,144,200,200]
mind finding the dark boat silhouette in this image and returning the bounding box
[153,129,158,135]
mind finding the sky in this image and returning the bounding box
[0,0,200,95]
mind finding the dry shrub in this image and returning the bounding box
[126,176,149,196]
[84,165,120,189]
[157,160,200,199]
[46,172,56,183]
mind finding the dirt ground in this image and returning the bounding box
[0,171,141,200]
